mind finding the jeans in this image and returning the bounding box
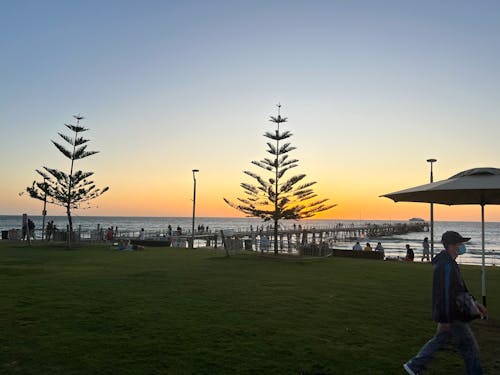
[407,321,483,374]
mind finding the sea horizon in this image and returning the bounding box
[2,213,499,224]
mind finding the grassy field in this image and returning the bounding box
[0,242,498,375]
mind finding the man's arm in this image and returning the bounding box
[432,262,453,323]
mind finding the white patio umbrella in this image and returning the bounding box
[382,167,500,307]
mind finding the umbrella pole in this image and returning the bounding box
[430,203,434,259]
[481,204,486,307]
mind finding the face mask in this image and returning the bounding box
[457,244,467,255]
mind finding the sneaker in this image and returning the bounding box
[403,363,418,375]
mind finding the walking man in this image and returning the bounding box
[403,231,487,375]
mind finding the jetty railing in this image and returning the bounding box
[1,221,429,249]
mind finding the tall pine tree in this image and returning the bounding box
[224,105,335,254]
[27,115,109,246]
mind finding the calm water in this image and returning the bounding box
[1,215,499,266]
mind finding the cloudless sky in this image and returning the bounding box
[1,0,500,221]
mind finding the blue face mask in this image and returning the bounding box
[457,244,467,255]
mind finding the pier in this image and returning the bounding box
[126,221,429,253]
[3,221,429,254]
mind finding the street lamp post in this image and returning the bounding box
[41,177,48,240]
[191,169,199,249]
[427,158,437,259]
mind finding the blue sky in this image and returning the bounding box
[2,1,500,220]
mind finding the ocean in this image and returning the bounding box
[1,215,499,266]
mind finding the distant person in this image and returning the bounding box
[352,241,362,251]
[139,228,145,240]
[403,231,487,375]
[28,219,35,240]
[422,237,430,262]
[117,239,144,251]
[375,242,385,258]
[177,226,182,235]
[51,220,59,241]
[106,227,114,242]
[46,221,53,241]
[21,214,27,240]
[167,225,172,236]
[405,244,414,261]
[260,234,270,252]
[364,243,372,251]
[117,239,129,250]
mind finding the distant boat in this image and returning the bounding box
[409,217,425,222]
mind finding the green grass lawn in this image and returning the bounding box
[0,242,498,374]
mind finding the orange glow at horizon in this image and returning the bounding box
[12,186,500,223]
[7,165,500,222]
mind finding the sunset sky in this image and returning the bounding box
[2,1,500,221]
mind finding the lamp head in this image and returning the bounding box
[426,158,437,163]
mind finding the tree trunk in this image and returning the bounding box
[274,218,278,255]
[66,205,72,248]
[66,122,78,249]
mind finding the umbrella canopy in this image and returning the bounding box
[383,168,500,205]
[382,167,500,308]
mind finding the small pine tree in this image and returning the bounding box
[224,105,336,254]
[27,115,109,245]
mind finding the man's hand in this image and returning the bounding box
[439,323,450,331]
[475,302,488,318]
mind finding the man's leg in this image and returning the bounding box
[451,322,483,375]
[405,324,451,374]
